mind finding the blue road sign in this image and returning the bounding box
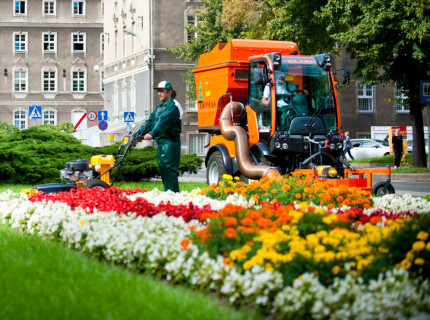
[124,112,135,122]
[29,106,42,119]
[98,120,108,131]
[421,80,430,104]
[98,110,108,121]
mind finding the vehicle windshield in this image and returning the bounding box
[274,56,336,132]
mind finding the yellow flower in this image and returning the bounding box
[417,231,429,241]
[400,259,412,270]
[415,258,425,265]
[265,263,274,272]
[426,242,430,251]
[299,202,309,210]
[222,174,233,181]
[332,266,341,275]
[412,241,426,252]
[80,220,85,226]
[234,176,240,181]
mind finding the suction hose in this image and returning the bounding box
[219,102,281,181]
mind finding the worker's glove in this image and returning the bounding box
[132,131,143,143]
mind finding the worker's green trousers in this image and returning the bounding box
[157,138,181,192]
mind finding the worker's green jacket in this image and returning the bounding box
[137,98,181,142]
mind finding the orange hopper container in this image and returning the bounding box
[193,39,299,129]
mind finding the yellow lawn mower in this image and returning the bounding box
[22,134,139,195]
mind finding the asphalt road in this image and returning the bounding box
[180,168,430,197]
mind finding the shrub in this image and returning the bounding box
[0,126,202,184]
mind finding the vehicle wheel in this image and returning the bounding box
[84,179,111,191]
[383,152,390,156]
[206,151,228,185]
[371,181,395,196]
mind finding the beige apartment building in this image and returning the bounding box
[102,0,207,154]
[0,0,104,130]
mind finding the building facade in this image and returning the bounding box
[103,0,207,154]
[0,0,104,131]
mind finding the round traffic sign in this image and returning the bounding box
[98,120,108,131]
[87,111,97,121]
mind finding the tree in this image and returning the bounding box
[320,0,430,167]
[173,0,430,166]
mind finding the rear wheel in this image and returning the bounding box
[206,151,228,185]
[371,181,395,196]
[84,179,111,191]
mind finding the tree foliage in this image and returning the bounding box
[172,0,430,167]
[320,0,430,167]
[0,126,203,184]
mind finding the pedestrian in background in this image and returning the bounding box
[391,128,404,169]
[136,81,182,192]
[343,131,354,160]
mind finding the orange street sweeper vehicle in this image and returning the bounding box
[192,39,394,195]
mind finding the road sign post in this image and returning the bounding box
[98,110,108,121]
[29,105,42,126]
[87,111,97,121]
[124,112,135,133]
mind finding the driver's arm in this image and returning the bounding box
[261,84,271,106]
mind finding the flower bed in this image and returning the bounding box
[1,176,430,319]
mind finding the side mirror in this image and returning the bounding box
[341,69,350,85]
[253,67,267,85]
[333,68,350,87]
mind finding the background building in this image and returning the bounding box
[102,0,207,154]
[0,0,104,132]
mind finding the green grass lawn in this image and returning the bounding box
[0,224,258,320]
[0,181,208,194]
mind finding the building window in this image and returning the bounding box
[43,33,56,52]
[72,71,85,92]
[72,33,85,52]
[14,32,27,52]
[100,33,104,54]
[189,134,206,156]
[14,109,27,129]
[186,14,198,42]
[100,0,104,16]
[43,71,56,92]
[396,87,409,114]
[14,0,26,15]
[73,0,84,16]
[357,84,375,113]
[43,0,55,15]
[14,71,27,92]
[43,109,57,124]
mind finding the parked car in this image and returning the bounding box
[348,139,412,160]
[407,139,429,153]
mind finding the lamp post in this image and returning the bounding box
[123,28,144,52]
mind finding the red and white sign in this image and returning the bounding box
[74,113,87,130]
[87,111,97,121]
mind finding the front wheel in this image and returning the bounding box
[371,181,395,196]
[206,151,228,185]
[84,179,111,191]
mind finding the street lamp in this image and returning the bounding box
[123,28,144,52]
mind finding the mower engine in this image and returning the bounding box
[60,159,93,183]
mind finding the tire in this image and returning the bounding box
[206,151,228,185]
[371,181,395,196]
[84,179,111,191]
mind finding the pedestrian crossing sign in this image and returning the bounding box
[124,112,135,122]
[29,106,42,119]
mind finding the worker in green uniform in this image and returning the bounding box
[135,81,182,192]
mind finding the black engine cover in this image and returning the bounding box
[65,159,91,171]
